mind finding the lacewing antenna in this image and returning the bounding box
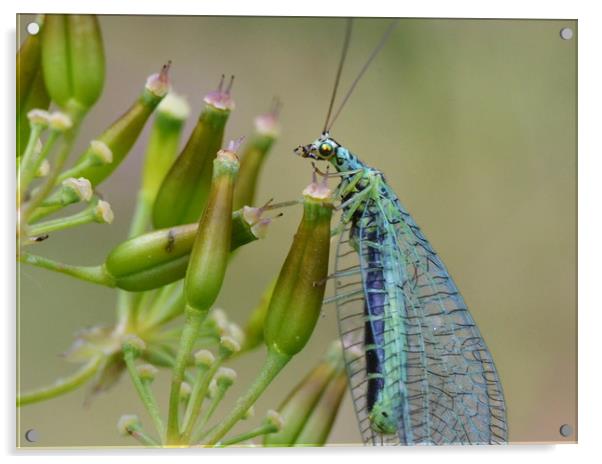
[323,18,353,134]
[326,19,399,133]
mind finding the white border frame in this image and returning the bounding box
[3,1,598,463]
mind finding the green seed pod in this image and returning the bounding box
[152,76,234,229]
[184,141,239,313]
[56,63,170,187]
[17,20,50,158]
[103,205,269,292]
[141,92,190,205]
[263,179,332,357]
[232,104,280,210]
[240,278,276,352]
[41,14,104,118]
[105,223,196,292]
[264,341,344,446]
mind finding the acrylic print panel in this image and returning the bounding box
[16,15,577,448]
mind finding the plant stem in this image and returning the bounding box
[166,306,207,444]
[31,132,61,184]
[19,252,115,287]
[190,386,226,443]
[21,121,81,225]
[219,423,276,447]
[142,282,185,329]
[17,356,102,406]
[202,349,290,446]
[123,349,166,441]
[26,205,96,236]
[17,125,44,202]
[129,429,160,447]
[181,357,224,442]
[116,191,153,332]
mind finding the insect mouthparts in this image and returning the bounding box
[294,145,315,159]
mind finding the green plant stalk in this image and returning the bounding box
[264,361,336,446]
[114,133,166,333]
[21,120,82,225]
[166,306,207,444]
[26,131,61,190]
[123,349,165,440]
[240,278,276,353]
[128,428,160,447]
[17,124,44,199]
[219,423,277,447]
[17,356,102,406]
[203,349,290,446]
[26,203,97,236]
[190,386,227,444]
[181,355,225,442]
[141,282,185,329]
[19,252,115,287]
[293,372,347,446]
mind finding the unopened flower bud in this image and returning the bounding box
[117,414,141,436]
[219,336,241,357]
[35,159,50,178]
[264,410,285,433]
[61,177,92,204]
[27,109,50,127]
[89,140,113,165]
[193,349,215,369]
[94,199,114,224]
[122,335,146,356]
[215,367,237,389]
[179,381,192,401]
[227,322,245,348]
[204,308,229,337]
[136,363,158,382]
[48,111,73,132]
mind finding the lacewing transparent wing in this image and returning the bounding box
[296,19,507,445]
[334,179,507,445]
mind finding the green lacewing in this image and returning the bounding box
[294,19,507,446]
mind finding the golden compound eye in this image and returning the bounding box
[318,143,333,157]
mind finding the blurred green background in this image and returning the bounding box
[17,15,576,447]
